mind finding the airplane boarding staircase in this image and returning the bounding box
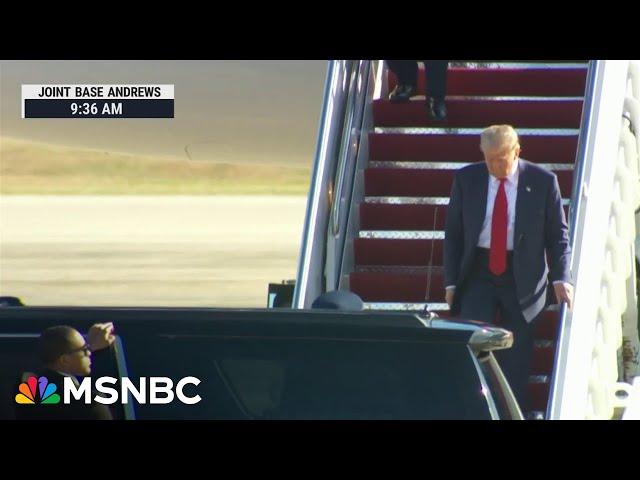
[293,60,640,419]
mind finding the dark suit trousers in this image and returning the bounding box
[458,248,536,412]
[386,60,449,99]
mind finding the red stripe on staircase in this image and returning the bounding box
[532,344,556,375]
[373,99,583,129]
[360,204,448,230]
[365,169,574,197]
[528,381,551,412]
[369,133,578,164]
[388,67,587,97]
[359,204,569,229]
[350,271,445,303]
[534,310,560,339]
[354,238,444,266]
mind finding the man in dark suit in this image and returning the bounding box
[443,125,573,411]
[386,60,449,121]
[15,323,115,420]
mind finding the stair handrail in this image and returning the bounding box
[293,61,364,309]
[546,61,599,419]
[330,62,366,237]
[548,61,636,419]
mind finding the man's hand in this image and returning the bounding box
[87,322,116,352]
[445,288,455,308]
[553,282,574,310]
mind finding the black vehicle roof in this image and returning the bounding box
[0,307,482,344]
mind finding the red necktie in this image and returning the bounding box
[489,179,508,275]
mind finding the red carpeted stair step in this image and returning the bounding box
[373,99,583,129]
[360,204,448,230]
[532,343,556,375]
[365,169,573,197]
[350,271,445,302]
[354,238,444,267]
[369,133,578,164]
[388,67,587,97]
[534,310,561,339]
[528,380,551,412]
[360,203,570,229]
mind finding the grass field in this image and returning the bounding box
[0,137,312,195]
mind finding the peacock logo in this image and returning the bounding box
[15,376,61,405]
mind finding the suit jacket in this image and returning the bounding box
[444,159,571,322]
[14,368,112,420]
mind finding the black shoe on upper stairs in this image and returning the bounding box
[389,84,416,103]
[428,97,447,121]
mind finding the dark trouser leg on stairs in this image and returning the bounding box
[492,277,535,414]
[422,60,449,100]
[386,60,418,88]
[458,248,534,413]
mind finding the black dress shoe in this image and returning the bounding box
[389,84,415,103]
[427,97,447,121]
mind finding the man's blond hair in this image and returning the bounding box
[480,125,520,151]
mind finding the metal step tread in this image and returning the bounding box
[363,302,450,311]
[355,265,443,274]
[448,63,588,69]
[364,196,572,206]
[376,95,585,102]
[374,127,580,136]
[363,302,561,313]
[360,231,445,240]
[369,161,575,171]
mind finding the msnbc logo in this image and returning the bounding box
[13,375,201,405]
[15,376,60,405]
